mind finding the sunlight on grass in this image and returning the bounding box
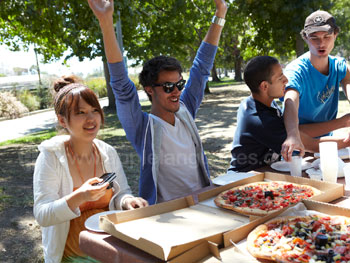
[208,78,238,87]
[0,129,57,146]
[97,127,126,140]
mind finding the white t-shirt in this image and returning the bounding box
[150,114,204,202]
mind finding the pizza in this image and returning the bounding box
[214,181,321,216]
[247,214,350,263]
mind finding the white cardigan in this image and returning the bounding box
[33,135,133,263]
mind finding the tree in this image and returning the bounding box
[0,1,130,109]
[331,0,350,58]
[213,3,248,82]
[0,0,246,102]
[234,0,332,58]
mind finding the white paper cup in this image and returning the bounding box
[319,142,338,183]
[343,163,350,191]
[289,156,302,177]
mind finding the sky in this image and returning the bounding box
[0,45,103,77]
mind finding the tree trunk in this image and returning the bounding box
[234,54,243,81]
[34,47,42,85]
[224,68,228,77]
[204,81,210,94]
[296,33,304,57]
[211,63,220,82]
[103,59,116,110]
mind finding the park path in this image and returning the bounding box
[0,91,148,143]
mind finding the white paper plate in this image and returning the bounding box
[305,168,323,180]
[311,158,344,178]
[85,210,122,232]
[270,159,312,172]
[212,172,255,186]
[314,147,350,160]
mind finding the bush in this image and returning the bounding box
[34,84,53,109]
[129,74,142,90]
[0,92,29,119]
[18,90,40,111]
[85,77,107,98]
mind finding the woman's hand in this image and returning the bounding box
[76,177,109,202]
[66,177,108,211]
[123,197,149,210]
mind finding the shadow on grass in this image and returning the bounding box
[0,143,43,262]
[197,85,250,176]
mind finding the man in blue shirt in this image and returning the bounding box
[282,10,350,162]
[229,56,350,172]
[88,0,227,204]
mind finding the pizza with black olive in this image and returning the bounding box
[214,181,321,216]
[246,215,350,263]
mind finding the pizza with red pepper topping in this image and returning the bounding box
[214,181,321,216]
[247,215,350,263]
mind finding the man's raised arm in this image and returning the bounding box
[88,0,122,64]
[203,0,227,46]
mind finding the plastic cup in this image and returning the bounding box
[319,142,338,183]
[343,163,350,191]
[289,155,302,177]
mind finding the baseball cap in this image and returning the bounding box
[303,10,337,36]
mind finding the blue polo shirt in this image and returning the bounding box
[284,52,347,125]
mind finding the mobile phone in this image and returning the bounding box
[93,172,116,189]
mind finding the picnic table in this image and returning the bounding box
[79,161,350,262]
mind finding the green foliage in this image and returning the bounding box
[85,77,107,98]
[34,84,53,109]
[331,1,350,58]
[0,73,6,77]
[234,0,332,58]
[208,78,238,87]
[128,74,142,90]
[86,68,104,78]
[0,91,29,119]
[0,129,57,147]
[18,90,40,111]
[3,0,349,84]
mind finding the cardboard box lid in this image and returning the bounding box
[198,172,344,205]
[100,198,250,261]
[100,172,345,261]
[169,240,261,263]
[223,199,350,251]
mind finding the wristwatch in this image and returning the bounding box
[212,15,225,26]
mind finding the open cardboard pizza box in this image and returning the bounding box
[99,172,344,261]
[197,171,344,218]
[99,194,256,261]
[171,199,350,263]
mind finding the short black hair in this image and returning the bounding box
[139,56,182,101]
[243,56,279,94]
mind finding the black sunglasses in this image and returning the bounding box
[152,79,186,93]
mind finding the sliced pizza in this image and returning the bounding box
[247,215,350,263]
[214,181,321,216]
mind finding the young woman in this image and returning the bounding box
[33,75,148,263]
